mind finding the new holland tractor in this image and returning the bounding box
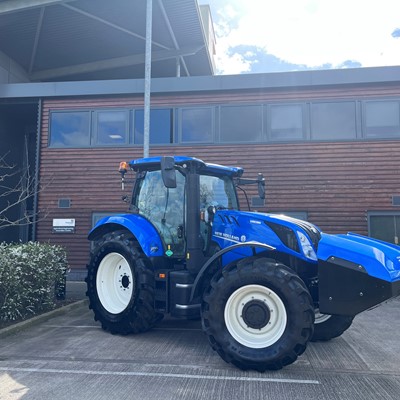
[86,156,400,371]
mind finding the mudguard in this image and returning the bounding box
[317,232,400,316]
[88,214,164,258]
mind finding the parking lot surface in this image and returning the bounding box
[0,286,399,400]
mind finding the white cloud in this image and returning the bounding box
[206,0,400,74]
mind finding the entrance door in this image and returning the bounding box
[368,213,400,245]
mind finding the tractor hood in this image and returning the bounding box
[317,232,400,282]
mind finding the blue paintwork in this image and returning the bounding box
[89,214,164,258]
[317,232,400,282]
[211,210,318,266]
[129,156,244,177]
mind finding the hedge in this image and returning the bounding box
[0,242,68,323]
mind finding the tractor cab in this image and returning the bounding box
[122,156,263,272]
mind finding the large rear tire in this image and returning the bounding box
[201,257,314,371]
[311,311,353,341]
[85,231,158,334]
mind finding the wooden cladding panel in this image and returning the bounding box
[37,92,400,270]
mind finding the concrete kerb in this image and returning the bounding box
[0,299,88,339]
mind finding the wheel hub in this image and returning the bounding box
[224,284,287,348]
[242,299,271,329]
[121,274,130,289]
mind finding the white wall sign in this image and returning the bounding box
[53,218,75,233]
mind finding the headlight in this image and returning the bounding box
[297,231,317,261]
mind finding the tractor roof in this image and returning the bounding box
[129,156,244,177]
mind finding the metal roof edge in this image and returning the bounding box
[1,66,400,99]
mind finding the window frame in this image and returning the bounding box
[362,99,400,139]
[49,109,92,148]
[310,100,358,141]
[133,107,174,145]
[93,109,130,147]
[266,103,306,142]
[178,106,215,144]
[218,104,264,143]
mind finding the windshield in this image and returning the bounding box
[200,175,238,210]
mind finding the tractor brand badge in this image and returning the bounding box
[241,235,247,242]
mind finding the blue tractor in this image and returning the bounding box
[86,156,400,371]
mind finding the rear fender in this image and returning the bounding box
[88,214,164,258]
[317,232,400,316]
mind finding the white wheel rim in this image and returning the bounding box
[96,252,134,314]
[314,309,332,324]
[224,284,287,349]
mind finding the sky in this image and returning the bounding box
[199,0,400,75]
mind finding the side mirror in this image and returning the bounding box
[205,205,216,225]
[257,173,265,199]
[161,156,177,188]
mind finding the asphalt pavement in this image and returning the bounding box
[0,283,399,400]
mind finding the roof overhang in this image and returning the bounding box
[0,0,215,81]
[1,66,400,99]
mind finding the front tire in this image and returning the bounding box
[85,231,158,334]
[201,257,314,371]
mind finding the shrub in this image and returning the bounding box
[0,242,68,322]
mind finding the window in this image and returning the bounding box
[368,212,400,245]
[50,111,90,147]
[311,102,357,140]
[95,110,128,145]
[270,104,304,140]
[181,108,213,143]
[364,101,400,138]
[134,109,173,144]
[220,105,262,142]
[199,175,238,210]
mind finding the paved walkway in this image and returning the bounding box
[0,289,399,399]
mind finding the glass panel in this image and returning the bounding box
[311,102,356,140]
[270,105,303,140]
[181,108,213,142]
[49,111,90,147]
[365,101,400,137]
[134,109,173,144]
[199,175,238,210]
[135,170,185,254]
[220,105,262,142]
[96,110,127,145]
[369,215,395,243]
